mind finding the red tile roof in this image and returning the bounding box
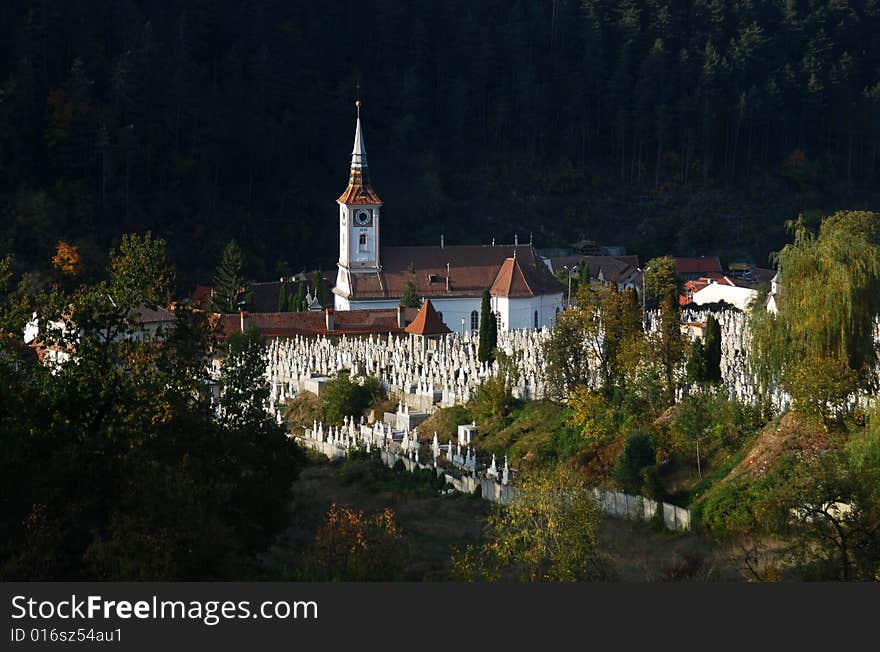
[490,257,539,298]
[674,257,722,276]
[217,308,420,339]
[404,299,451,335]
[340,244,562,301]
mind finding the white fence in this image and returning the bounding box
[294,434,690,531]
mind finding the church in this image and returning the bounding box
[332,102,564,333]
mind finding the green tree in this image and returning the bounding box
[400,275,420,309]
[0,235,303,580]
[750,212,880,408]
[686,337,708,386]
[644,256,681,305]
[656,287,685,405]
[294,282,307,312]
[452,465,610,581]
[212,240,245,314]
[478,288,496,363]
[543,308,591,400]
[613,431,659,497]
[321,374,383,424]
[704,314,722,383]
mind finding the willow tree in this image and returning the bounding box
[750,211,880,412]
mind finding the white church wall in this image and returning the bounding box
[421,297,482,334]
[504,293,564,330]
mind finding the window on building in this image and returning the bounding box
[534,310,539,328]
[470,310,479,331]
[496,312,502,330]
[358,232,367,252]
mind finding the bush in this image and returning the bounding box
[613,431,657,496]
[322,374,383,424]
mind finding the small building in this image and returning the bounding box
[674,256,723,281]
[689,280,758,311]
[404,299,451,352]
[458,422,477,445]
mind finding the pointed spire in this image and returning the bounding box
[351,100,367,171]
[338,99,382,205]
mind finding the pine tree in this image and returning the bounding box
[212,240,245,313]
[312,270,327,307]
[704,314,722,383]
[400,276,421,308]
[294,282,307,312]
[278,283,288,312]
[658,286,685,404]
[478,288,495,363]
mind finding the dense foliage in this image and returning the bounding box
[750,210,880,419]
[2,1,880,288]
[0,234,304,579]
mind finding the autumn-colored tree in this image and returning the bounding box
[304,503,409,581]
[52,241,82,277]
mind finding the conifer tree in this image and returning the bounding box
[478,288,495,363]
[212,240,245,314]
[294,282,307,312]
[400,277,420,308]
[312,270,327,307]
[704,314,722,383]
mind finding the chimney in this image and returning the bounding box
[397,304,405,328]
[325,307,334,331]
[239,310,248,333]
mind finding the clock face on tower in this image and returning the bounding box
[354,209,372,226]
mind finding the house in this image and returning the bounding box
[674,256,723,281]
[688,279,758,311]
[543,254,642,296]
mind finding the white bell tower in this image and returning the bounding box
[334,101,383,310]
[337,100,382,270]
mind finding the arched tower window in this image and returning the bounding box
[470,310,479,331]
[358,232,368,252]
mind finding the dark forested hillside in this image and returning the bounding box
[1,0,879,288]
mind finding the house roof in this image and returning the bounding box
[545,255,641,286]
[404,300,451,336]
[190,285,213,307]
[674,256,722,275]
[490,256,548,298]
[340,244,562,301]
[217,307,420,339]
[130,304,176,324]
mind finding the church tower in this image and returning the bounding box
[337,101,382,271]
